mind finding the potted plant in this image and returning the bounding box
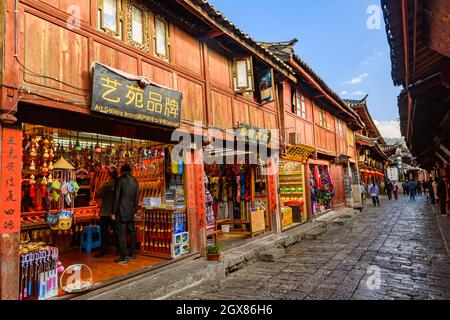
[206,244,222,261]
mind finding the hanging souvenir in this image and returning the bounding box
[29,160,36,173]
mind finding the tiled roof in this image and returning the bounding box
[190,0,294,73]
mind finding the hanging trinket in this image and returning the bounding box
[41,162,49,176]
[47,174,53,184]
[29,160,36,173]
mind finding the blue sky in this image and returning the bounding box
[208,0,402,138]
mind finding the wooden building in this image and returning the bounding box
[258,40,365,227]
[0,0,297,299]
[345,96,389,188]
[382,0,450,175]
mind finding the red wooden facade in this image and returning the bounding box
[0,0,365,299]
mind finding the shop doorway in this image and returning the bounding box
[330,164,346,209]
[19,124,192,299]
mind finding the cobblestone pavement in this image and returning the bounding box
[171,196,450,300]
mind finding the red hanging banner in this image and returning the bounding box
[0,127,22,234]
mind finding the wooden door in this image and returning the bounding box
[330,164,346,209]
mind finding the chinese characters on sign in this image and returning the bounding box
[0,127,22,233]
[235,123,271,146]
[91,63,183,128]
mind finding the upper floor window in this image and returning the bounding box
[319,108,328,129]
[291,88,307,118]
[154,16,170,60]
[131,6,144,43]
[126,1,150,52]
[336,119,344,137]
[233,57,254,93]
[99,0,123,39]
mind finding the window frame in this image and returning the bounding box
[98,0,123,38]
[154,15,171,61]
[319,108,328,128]
[232,56,254,94]
[126,0,150,52]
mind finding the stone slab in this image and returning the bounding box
[259,248,286,262]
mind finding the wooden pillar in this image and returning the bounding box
[0,123,21,300]
[266,160,281,234]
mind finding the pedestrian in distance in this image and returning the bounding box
[95,170,119,258]
[359,182,366,205]
[402,181,409,196]
[368,183,380,207]
[113,164,140,264]
[421,180,428,198]
[437,177,448,216]
[432,179,439,205]
[417,181,422,196]
[386,181,394,200]
[428,178,436,204]
[393,183,399,200]
[407,179,417,200]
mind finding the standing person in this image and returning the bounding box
[368,183,380,207]
[433,179,439,205]
[386,181,394,200]
[113,164,140,264]
[421,180,428,198]
[408,179,417,200]
[393,183,399,200]
[359,182,366,205]
[402,181,409,196]
[95,170,118,258]
[429,178,436,204]
[417,180,422,196]
[437,177,448,216]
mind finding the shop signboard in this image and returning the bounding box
[235,123,271,146]
[91,63,183,128]
[387,167,399,181]
[258,69,275,105]
[0,127,22,233]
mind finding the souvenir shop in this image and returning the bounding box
[13,63,194,299]
[204,126,273,249]
[308,160,335,217]
[278,145,315,231]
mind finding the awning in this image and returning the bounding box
[283,144,315,162]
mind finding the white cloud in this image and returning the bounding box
[343,73,369,85]
[340,91,348,95]
[350,90,365,96]
[374,120,402,139]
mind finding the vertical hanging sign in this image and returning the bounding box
[0,127,22,233]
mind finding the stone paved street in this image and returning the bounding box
[171,196,450,300]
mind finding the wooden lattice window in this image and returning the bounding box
[126,0,150,52]
[98,0,123,39]
[154,15,171,61]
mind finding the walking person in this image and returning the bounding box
[402,181,409,196]
[437,177,448,216]
[417,181,422,196]
[113,164,140,264]
[386,181,394,200]
[408,179,417,200]
[359,182,366,205]
[433,179,439,205]
[422,180,428,198]
[393,183,399,200]
[368,183,380,207]
[429,178,436,204]
[95,170,119,258]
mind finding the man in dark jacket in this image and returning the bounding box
[95,170,118,258]
[407,180,417,200]
[402,181,409,196]
[386,181,394,200]
[437,177,448,216]
[113,164,140,264]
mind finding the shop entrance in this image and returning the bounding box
[204,161,271,250]
[330,164,346,209]
[18,123,191,299]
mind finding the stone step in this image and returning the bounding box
[333,218,347,226]
[259,248,286,262]
[305,227,327,240]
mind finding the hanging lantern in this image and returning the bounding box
[74,133,82,152]
[30,146,37,159]
[43,147,50,160]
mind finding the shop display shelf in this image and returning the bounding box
[280,192,304,195]
[279,182,304,185]
[279,171,304,176]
